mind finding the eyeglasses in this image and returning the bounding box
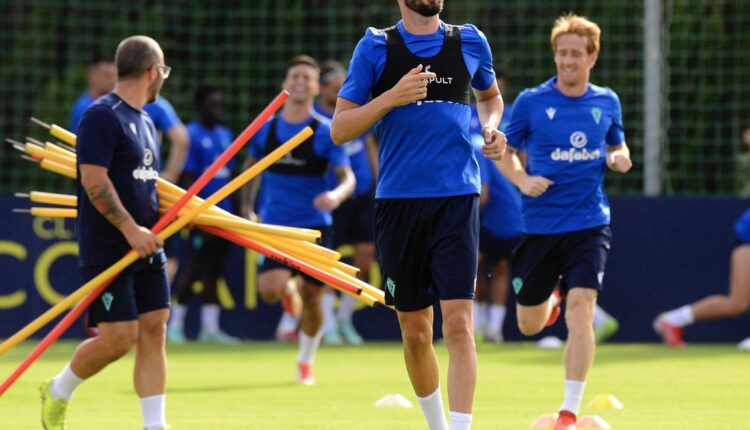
[153,63,171,79]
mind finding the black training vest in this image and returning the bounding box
[371,24,471,105]
[263,117,327,175]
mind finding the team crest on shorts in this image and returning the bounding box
[512,277,523,294]
[386,277,396,297]
[102,292,114,311]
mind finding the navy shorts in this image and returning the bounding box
[84,251,170,327]
[479,228,520,266]
[375,194,479,312]
[258,226,334,286]
[333,191,375,247]
[511,225,611,306]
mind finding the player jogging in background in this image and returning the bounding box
[497,14,632,430]
[241,55,355,385]
[70,56,117,132]
[315,59,378,346]
[331,1,506,428]
[41,35,172,430]
[654,207,750,349]
[167,84,240,345]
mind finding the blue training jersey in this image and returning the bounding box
[70,92,95,131]
[505,77,626,234]
[71,93,182,134]
[184,121,234,212]
[76,93,161,267]
[248,112,349,228]
[339,20,495,199]
[472,137,523,239]
[314,102,375,196]
[735,208,750,243]
[143,96,183,132]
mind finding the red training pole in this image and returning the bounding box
[0,91,288,397]
[200,225,363,296]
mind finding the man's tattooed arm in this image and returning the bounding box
[80,164,137,232]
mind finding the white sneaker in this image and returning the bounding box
[738,337,750,351]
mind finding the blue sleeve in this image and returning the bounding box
[183,126,200,174]
[70,101,85,132]
[338,29,386,105]
[606,90,626,145]
[316,126,350,168]
[504,91,531,150]
[248,121,270,159]
[461,24,495,91]
[77,107,120,169]
[143,97,183,132]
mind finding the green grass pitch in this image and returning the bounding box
[2,341,749,429]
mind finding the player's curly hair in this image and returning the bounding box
[550,13,601,54]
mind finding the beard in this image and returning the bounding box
[404,0,443,17]
[147,77,163,103]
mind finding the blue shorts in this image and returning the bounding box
[511,225,611,306]
[84,251,170,327]
[258,226,334,286]
[479,228,520,266]
[333,191,375,247]
[375,194,479,312]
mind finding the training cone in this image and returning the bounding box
[537,336,564,349]
[577,415,612,429]
[529,413,557,428]
[374,393,412,408]
[587,394,624,410]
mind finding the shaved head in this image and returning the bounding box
[115,35,163,80]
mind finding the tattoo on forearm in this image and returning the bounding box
[85,182,133,229]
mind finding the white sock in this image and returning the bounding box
[487,304,507,336]
[417,387,449,430]
[201,304,221,335]
[592,304,610,329]
[321,291,337,333]
[168,303,188,332]
[662,305,695,327]
[297,330,323,365]
[51,363,83,401]
[560,380,586,415]
[449,411,473,430]
[337,293,357,322]
[473,302,486,332]
[277,311,300,334]
[140,394,167,429]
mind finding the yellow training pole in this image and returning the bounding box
[28,191,77,207]
[29,208,77,218]
[156,180,322,240]
[0,127,312,355]
[40,159,75,179]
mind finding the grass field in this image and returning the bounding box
[1,341,749,429]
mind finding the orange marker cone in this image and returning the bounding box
[577,415,612,429]
[529,413,557,428]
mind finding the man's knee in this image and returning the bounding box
[258,276,285,302]
[565,290,596,330]
[140,313,168,342]
[517,316,545,336]
[100,326,138,358]
[402,325,433,348]
[300,282,322,306]
[442,311,473,346]
[727,299,750,317]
